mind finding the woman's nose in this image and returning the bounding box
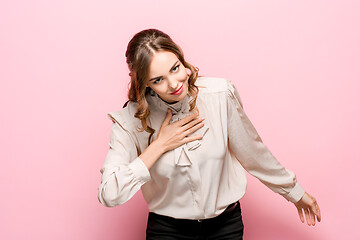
[168,78,179,90]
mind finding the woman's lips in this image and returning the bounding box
[171,84,183,95]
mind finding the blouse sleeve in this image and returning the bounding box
[226,79,305,203]
[97,119,151,207]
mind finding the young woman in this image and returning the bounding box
[98,28,321,239]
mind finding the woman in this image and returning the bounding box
[98,28,321,239]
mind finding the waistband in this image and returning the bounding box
[149,201,240,223]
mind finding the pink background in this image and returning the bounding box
[2,0,359,239]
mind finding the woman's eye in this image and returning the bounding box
[172,65,180,71]
[153,65,180,84]
[154,78,161,84]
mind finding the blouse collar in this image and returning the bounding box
[146,88,193,116]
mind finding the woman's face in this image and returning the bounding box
[145,50,189,104]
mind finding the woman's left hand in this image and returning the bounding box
[294,192,321,226]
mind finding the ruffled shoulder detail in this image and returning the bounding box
[197,76,243,109]
[107,102,143,156]
[107,101,140,130]
[226,78,244,110]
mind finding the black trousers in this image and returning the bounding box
[146,201,244,240]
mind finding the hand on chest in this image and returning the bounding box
[144,106,227,178]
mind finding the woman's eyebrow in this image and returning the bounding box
[149,60,179,82]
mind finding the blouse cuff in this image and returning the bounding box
[283,182,306,203]
[128,156,152,184]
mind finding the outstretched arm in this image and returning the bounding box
[226,79,305,203]
[226,78,322,226]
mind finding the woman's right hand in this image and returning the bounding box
[155,108,206,153]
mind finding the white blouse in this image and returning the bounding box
[97,76,305,220]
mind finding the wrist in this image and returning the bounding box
[152,138,167,154]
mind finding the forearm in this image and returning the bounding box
[139,139,166,170]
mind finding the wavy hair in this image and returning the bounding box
[124,28,200,145]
